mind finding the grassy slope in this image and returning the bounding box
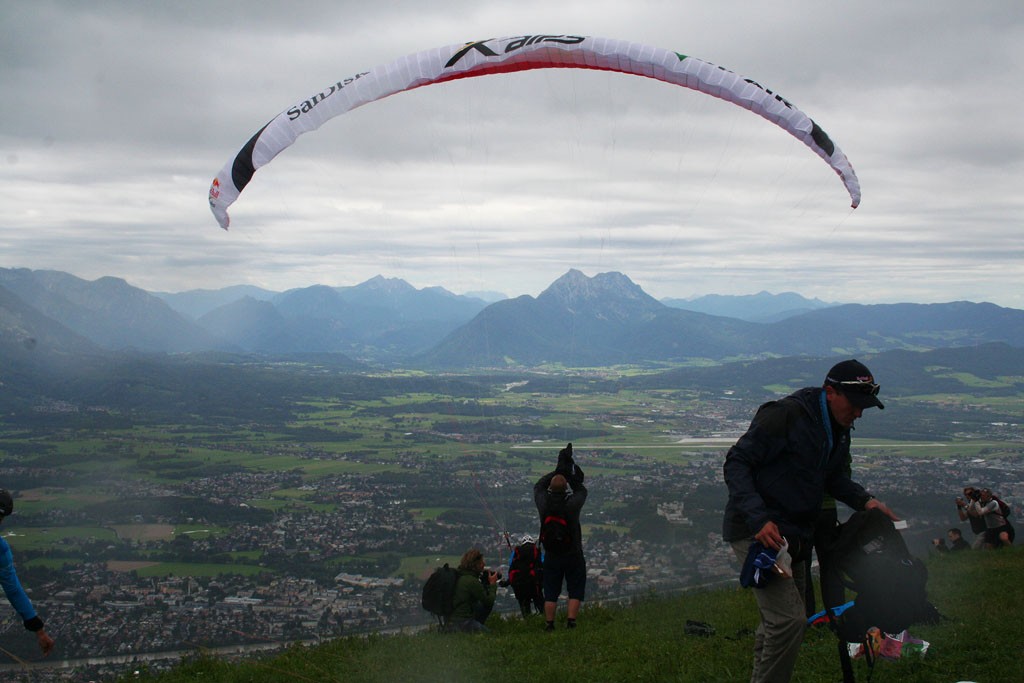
[128,547,1022,683]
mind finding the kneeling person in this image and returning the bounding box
[451,548,498,632]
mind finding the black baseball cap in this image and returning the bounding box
[825,359,884,410]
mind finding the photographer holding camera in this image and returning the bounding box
[956,486,987,549]
[450,548,498,633]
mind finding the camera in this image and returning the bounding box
[969,490,981,501]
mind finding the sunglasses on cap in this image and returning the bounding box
[826,378,880,396]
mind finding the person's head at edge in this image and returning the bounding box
[823,359,884,428]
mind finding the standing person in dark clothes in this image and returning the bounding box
[804,495,846,617]
[722,360,898,683]
[534,443,587,631]
[505,535,544,617]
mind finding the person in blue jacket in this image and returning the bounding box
[722,360,897,683]
[1,488,55,656]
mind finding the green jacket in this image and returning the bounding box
[450,569,496,622]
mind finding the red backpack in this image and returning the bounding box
[508,541,541,588]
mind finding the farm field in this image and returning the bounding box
[4,370,1021,582]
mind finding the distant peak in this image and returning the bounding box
[357,275,415,294]
[540,269,659,311]
[544,269,641,294]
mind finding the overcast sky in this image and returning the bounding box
[2,2,1022,307]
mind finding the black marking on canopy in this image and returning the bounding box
[231,123,270,192]
[810,121,835,157]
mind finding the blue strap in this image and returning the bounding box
[819,390,833,469]
[807,600,855,625]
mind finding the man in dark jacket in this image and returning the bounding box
[534,443,587,631]
[933,527,970,552]
[722,360,897,683]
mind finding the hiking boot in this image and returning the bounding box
[544,622,555,632]
[566,620,577,629]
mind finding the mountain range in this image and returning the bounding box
[2,266,1023,369]
[661,290,834,322]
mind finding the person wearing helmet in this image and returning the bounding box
[505,534,544,617]
[0,489,56,656]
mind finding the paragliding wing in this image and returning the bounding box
[208,35,860,229]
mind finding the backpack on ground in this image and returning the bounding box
[421,563,459,628]
[540,514,573,555]
[508,540,543,616]
[824,509,940,643]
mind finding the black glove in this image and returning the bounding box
[557,442,584,484]
[557,442,574,470]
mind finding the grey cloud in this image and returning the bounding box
[0,1,1021,308]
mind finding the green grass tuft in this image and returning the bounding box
[126,546,1023,683]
